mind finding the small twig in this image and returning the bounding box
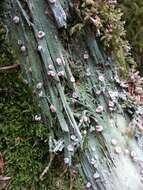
[69,170,74,190]
[60,164,68,177]
[0,63,20,71]
[39,153,55,181]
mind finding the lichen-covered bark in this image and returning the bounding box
[2,0,143,189]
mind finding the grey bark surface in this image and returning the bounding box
[2,0,143,189]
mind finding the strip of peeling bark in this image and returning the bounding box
[2,0,143,189]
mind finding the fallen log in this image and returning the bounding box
[1,0,143,189]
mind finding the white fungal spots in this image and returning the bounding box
[130,151,136,158]
[83,52,89,60]
[108,101,114,108]
[23,79,28,84]
[93,173,100,180]
[96,125,103,132]
[108,101,115,111]
[70,135,76,141]
[72,92,78,99]
[39,91,43,97]
[48,64,53,70]
[111,138,117,146]
[130,151,137,161]
[70,76,75,83]
[86,68,91,76]
[67,144,74,152]
[28,67,32,73]
[96,90,101,95]
[36,82,42,89]
[50,105,56,113]
[47,70,56,77]
[20,45,26,52]
[74,138,79,143]
[98,75,105,82]
[64,157,69,164]
[18,40,22,45]
[34,115,41,121]
[86,72,91,77]
[90,158,96,165]
[91,147,96,151]
[86,182,91,189]
[13,16,20,24]
[37,45,42,51]
[114,146,122,154]
[37,31,45,39]
[56,57,63,65]
[83,130,87,135]
[86,68,90,72]
[49,0,56,3]
[108,90,118,101]
[96,105,103,113]
[83,116,88,122]
[58,71,65,77]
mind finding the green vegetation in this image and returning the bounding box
[0,24,84,190]
[70,0,135,77]
[1,0,143,189]
[119,0,143,72]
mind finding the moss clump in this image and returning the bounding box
[0,24,84,190]
[119,0,143,73]
[0,25,48,189]
[70,0,135,78]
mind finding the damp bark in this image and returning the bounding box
[1,0,143,189]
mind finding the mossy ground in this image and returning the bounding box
[0,25,84,190]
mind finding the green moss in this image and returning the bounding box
[0,34,48,189]
[0,25,84,190]
[70,0,135,78]
[119,0,143,73]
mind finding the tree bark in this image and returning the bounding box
[1,0,143,189]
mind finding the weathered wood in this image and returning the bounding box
[2,0,143,189]
[46,0,67,28]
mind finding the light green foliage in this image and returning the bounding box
[119,0,143,71]
[71,0,134,77]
